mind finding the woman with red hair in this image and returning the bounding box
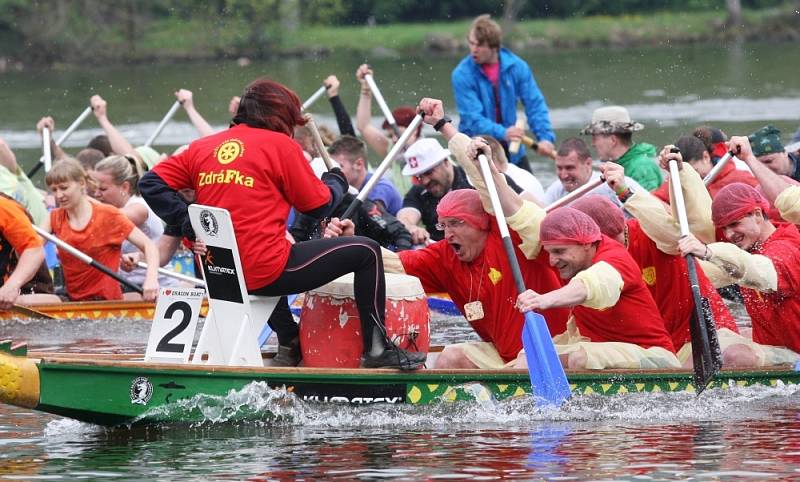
[140,78,425,370]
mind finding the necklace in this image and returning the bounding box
[464,257,487,322]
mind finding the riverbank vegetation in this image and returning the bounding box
[0,0,797,68]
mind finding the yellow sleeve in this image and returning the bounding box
[706,242,778,291]
[775,185,800,224]
[381,247,406,274]
[624,188,682,255]
[573,261,624,309]
[697,259,735,288]
[447,133,495,214]
[672,166,715,244]
[506,200,546,259]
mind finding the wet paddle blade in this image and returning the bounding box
[8,304,55,320]
[522,312,570,406]
[689,296,721,394]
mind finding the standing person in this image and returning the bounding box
[451,14,556,171]
[93,154,178,296]
[581,106,663,191]
[139,78,425,370]
[43,159,159,301]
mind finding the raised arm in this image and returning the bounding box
[355,64,389,157]
[91,95,135,155]
[176,89,214,137]
[35,117,67,161]
[324,75,355,137]
[732,135,793,205]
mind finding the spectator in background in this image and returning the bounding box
[581,106,663,191]
[451,14,556,172]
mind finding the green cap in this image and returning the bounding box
[748,125,784,157]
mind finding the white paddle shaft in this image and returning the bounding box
[301,85,327,112]
[144,100,181,147]
[544,177,605,213]
[55,106,93,146]
[669,161,691,237]
[703,151,735,185]
[356,114,423,203]
[42,127,52,173]
[364,74,395,127]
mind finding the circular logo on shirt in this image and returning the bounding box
[214,139,245,165]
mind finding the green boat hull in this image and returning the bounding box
[2,352,797,426]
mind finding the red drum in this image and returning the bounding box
[299,273,430,368]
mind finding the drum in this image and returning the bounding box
[299,272,430,368]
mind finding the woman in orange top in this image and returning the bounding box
[42,159,159,301]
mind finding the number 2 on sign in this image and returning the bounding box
[144,287,206,363]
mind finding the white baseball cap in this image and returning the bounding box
[402,138,451,176]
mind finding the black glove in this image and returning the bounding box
[321,167,348,195]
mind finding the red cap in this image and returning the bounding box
[540,207,602,246]
[711,182,770,228]
[570,195,625,239]
[436,189,490,231]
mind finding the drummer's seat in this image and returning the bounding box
[188,204,279,367]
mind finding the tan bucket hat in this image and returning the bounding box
[581,106,644,135]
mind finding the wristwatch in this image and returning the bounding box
[433,116,452,132]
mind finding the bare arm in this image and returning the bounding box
[176,89,214,137]
[732,135,792,205]
[355,64,389,157]
[91,95,135,155]
[0,246,45,309]
[126,227,160,301]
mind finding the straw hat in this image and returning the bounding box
[581,106,644,135]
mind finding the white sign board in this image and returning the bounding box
[144,287,206,364]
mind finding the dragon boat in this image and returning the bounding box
[0,344,798,427]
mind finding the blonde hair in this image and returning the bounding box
[94,154,145,195]
[45,158,95,193]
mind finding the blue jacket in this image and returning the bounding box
[451,48,555,164]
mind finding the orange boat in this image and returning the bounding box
[0,300,210,321]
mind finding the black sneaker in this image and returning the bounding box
[363,345,426,370]
[271,339,301,367]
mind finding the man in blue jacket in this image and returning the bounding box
[451,14,555,173]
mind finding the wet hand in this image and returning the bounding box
[324,75,340,97]
[658,144,684,170]
[600,162,627,193]
[36,116,55,135]
[678,233,708,259]
[90,95,107,119]
[516,289,544,312]
[324,217,355,238]
[228,96,241,116]
[417,98,444,125]
[175,89,194,108]
[728,136,753,163]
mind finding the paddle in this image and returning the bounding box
[41,127,53,173]
[668,148,722,393]
[521,135,557,160]
[477,153,570,407]
[340,114,424,220]
[32,225,143,295]
[144,100,182,148]
[28,106,94,178]
[544,177,605,213]
[304,114,335,170]
[5,304,55,320]
[508,118,527,155]
[702,150,736,185]
[364,74,400,138]
[301,84,330,112]
[135,261,204,286]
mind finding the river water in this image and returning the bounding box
[2,41,800,479]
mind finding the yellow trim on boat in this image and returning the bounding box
[0,352,39,408]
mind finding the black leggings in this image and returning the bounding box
[251,236,386,353]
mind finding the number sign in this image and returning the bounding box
[145,287,205,363]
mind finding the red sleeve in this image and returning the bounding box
[151,147,194,191]
[275,138,330,213]
[398,243,448,293]
[0,199,42,252]
[766,240,800,297]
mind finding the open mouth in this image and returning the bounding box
[449,242,463,257]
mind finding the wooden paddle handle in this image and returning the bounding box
[304,114,334,170]
[508,118,526,155]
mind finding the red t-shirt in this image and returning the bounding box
[571,236,676,352]
[51,202,133,301]
[740,222,800,351]
[151,124,331,289]
[399,227,569,361]
[626,220,738,348]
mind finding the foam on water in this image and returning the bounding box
[119,378,800,429]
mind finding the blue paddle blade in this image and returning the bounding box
[521,311,571,406]
[258,294,299,347]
